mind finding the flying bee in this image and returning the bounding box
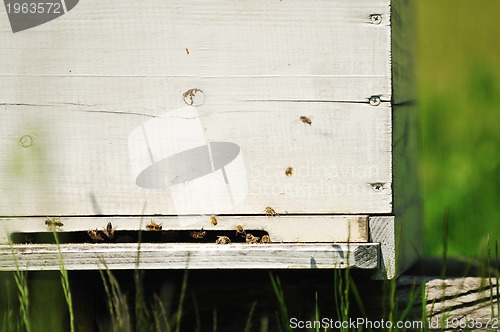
[209,215,218,226]
[235,225,246,237]
[102,222,116,240]
[264,206,280,217]
[299,116,312,125]
[88,229,104,242]
[146,220,162,231]
[285,167,294,176]
[45,217,63,230]
[215,236,231,244]
[260,235,272,244]
[190,229,207,239]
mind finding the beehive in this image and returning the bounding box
[0,0,420,278]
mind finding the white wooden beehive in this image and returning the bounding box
[0,0,420,278]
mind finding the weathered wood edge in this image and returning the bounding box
[390,0,422,279]
[0,243,379,271]
[395,276,500,329]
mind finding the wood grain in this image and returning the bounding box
[0,0,392,216]
[0,243,379,271]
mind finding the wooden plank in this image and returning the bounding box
[0,101,392,216]
[0,243,379,271]
[0,0,393,217]
[390,0,422,278]
[0,0,390,80]
[395,276,500,329]
[0,215,369,244]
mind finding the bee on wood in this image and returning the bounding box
[260,235,272,244]
[235,225,246,237]
[245,233,260,244]
[45,217,63,230]
[285,167,294,176]
[190,229,207,239]
[209,215,218,226]
[300,116,312,125]
[146,220,162,231]
[215,236,231,244]
[88,229,104,242]
[102,222,116,240]
[264,206,280,217]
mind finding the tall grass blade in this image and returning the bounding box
[173,269,188,332]
[243,300,257,332]
[10,245,30,332]
[314,292,320,332]
[441,207,450,279]
[98,261,132,332]
[152,294,171,332]
[269,272,291,332]
[53,232,74,332]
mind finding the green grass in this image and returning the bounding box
[417,0,500,256]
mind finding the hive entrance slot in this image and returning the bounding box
[9,230,271,245]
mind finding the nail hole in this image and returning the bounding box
[19,135,33,147]
[285,167,294,176]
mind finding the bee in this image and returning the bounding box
[146,220,162,231]
[300,116,312,125]
[182,88,203,105]
[24,234,33,244]
[102,222,116,240]
[285,167,294,176]
[264,206,280,217]
[260,235,272,244]
[209,215,218,226]
[245,233,260,244]
[215,236,231,244]
[88,229,104,242]
[45,217,63,230]
[190,229,207,239]
[235,225,246,237]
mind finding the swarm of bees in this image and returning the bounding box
[190,229,207,239]
[300,116,312,125]
[88,229,104,242]
[209,215,218,226]
[215,236,231,244]
[264,206,280,217]
[146,220,162,231]
[45,217,63,230]
[285,167,294,176]
[102,222,116,240]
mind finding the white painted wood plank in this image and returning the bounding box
[0,0,390,82]
[0,76,391,108]
[0,243,379,271]
[0,215,369,243]
[0,102,392,216]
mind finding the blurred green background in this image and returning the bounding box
[417,0,500,257]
